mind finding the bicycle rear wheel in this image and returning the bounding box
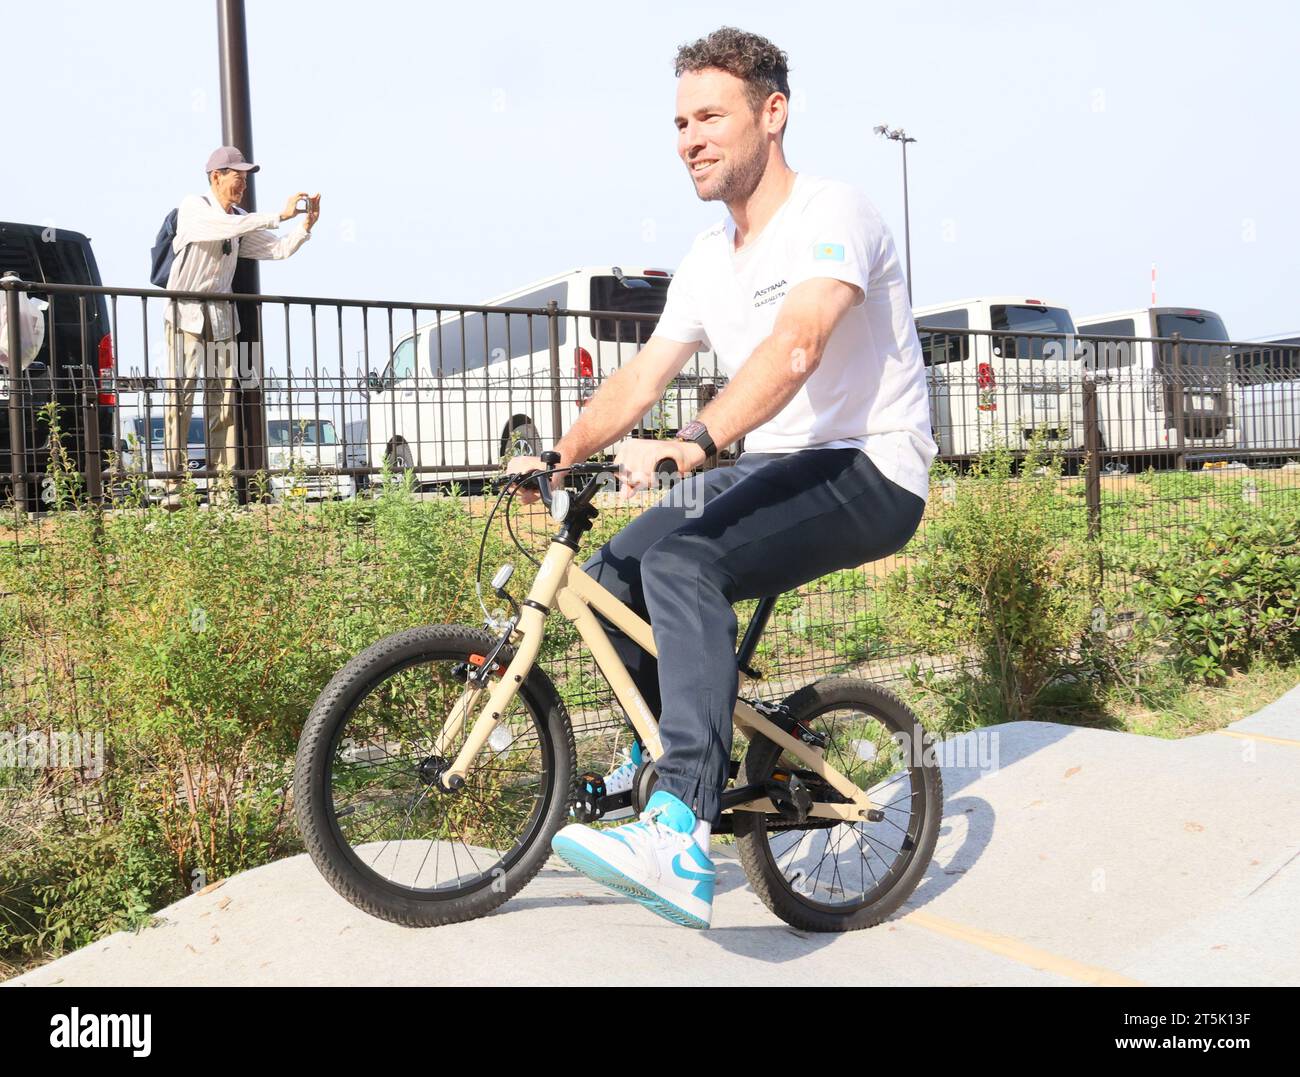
[294,624,575,926]
[733,677,943,932]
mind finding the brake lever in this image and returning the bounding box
[533,450,564,508]
[532,468,555,509]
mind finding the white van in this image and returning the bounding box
[117,411,209,501]
[1075,307,1237,465]
[913,296,1081,457]
[364,266,720,481]
[264,408,356,501]
[1231,333,1300,467]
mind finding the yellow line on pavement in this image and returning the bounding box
[902,910,1146,986]
[1215,729,1300,748]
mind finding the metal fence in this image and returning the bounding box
[2,272,725,509]
[4,274,1299,506]
[3,274,1299,821]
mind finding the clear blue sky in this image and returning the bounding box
[8,0,1299,358]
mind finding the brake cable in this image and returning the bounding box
[473,464,581,626]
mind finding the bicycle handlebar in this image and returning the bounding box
[486,456,683,568]
[510,458,680,515]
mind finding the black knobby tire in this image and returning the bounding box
[385,439,416,487]
[733,677,943,932]
[294,624,575,927]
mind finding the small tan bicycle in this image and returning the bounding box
[293,453,943,932]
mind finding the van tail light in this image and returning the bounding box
[976,361,997,411]
[97,333,117,406]
[575,347,596,407]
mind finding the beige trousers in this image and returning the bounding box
[164,322,238,496]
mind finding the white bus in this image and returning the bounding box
[913,296,1081,457]
[1075,307,1237,465]
[364,265,719,481]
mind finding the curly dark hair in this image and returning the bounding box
[674,27,791,118]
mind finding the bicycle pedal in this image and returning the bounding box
[572,772,632,823]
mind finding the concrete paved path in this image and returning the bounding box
[8,685,1299,986]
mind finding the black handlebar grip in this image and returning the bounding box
[534,471,554,507]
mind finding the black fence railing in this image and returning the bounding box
[3,276,1299,825]
[4,274,1299,513]
[1,273,725,511]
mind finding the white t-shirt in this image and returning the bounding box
[654,173,937,502]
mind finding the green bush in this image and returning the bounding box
[0,482,348,962]
[0,436,465,963]
[0,442,657,969]
[0,815,176,972]
[1138,469,1218,500]
[1125,505,1300,682]
[885,446,1098,724]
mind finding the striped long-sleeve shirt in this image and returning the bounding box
[163,194,311,339]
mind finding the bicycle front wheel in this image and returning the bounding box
[294,624,575,927]
[733,677,943,932]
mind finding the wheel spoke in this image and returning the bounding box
[845,825,883,886]
[321,641,558,897]
[747,692,939,917]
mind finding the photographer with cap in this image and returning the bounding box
[162,145,319,507]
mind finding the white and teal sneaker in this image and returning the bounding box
[551,789,715,929]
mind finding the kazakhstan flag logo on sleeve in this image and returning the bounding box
[813,242,846,262]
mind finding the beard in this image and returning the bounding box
[691,138,767,204]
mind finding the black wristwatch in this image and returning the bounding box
[675,419,717,461]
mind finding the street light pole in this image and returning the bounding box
[216,0,266,498]
[216,0,258,239]
[874,124,917,303]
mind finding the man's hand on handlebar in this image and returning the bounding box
[613,437,706,499]
[503,455,562,506]
[503,439,705,506]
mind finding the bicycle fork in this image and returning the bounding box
[431,542,576,788]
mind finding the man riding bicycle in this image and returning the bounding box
[508,26,937,929]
